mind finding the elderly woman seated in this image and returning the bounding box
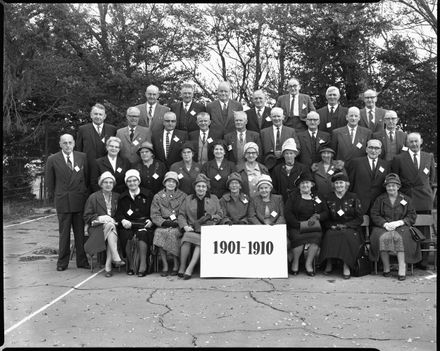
[177,173,223,280]
[219,172,250,225]
[83,171,125,277]
[151,171,187,277]
[369,173,420,281]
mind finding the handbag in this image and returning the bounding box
[84,225,106,256]
[299,220,322,233]
[409,226,426,242]
[353,243,371,277]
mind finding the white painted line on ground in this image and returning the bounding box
[5,268,104,335]
[3,214,57,228]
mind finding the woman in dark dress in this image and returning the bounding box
[369,173,420,281]
[132,141,167,196]
[115,169,155,277]
[319,172,363,279]
[170,142,201,195]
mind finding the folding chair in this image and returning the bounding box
[411,213,437,272]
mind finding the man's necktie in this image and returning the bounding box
[147,105,153,127]
[368,110,374,127]
[350,128,355,144]
[202,132,206,144]
[413,154,418,169]
[371,158,376,172]
[290,95,295,117]
[311,131,316,150]
[129,128,134,141]
[222,103,227,113]
[257,109,262,125]
[389,131,394,142]
[239,132,244,144]
[184,104,189,113]
[330,106,334,117]
[276,127,281,150]
[97,125,101,136]
[166,132,171,157]
[66,155,73,170]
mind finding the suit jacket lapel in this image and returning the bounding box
[96,191,108,213]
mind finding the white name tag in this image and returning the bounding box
[133,140,139,146]
[423,168,429,175]
[356,142,363,149]
[173,136,180,142]
[266,116,272,122]
[169,214,177,221]
[271,211,278,218]
[319,139,325,144]
[190,110,196,116]
[152,173,159,179]
[326,122,331,128]
[315,197,322,204]
[327,169,334,175]
[207,137,213,143]
[242,198,248,204]
[178,173,184,179]
[400,199,407,206]
[402,146,408,151]
[117,167,122,173]
[101,137,106,143]
[74,166,80,172]
[337,209,345,216]
[214,174,221,181]
[127,209,133,216]
[302,103,307,109]
[378,166,385,173]
[228,145,233,151]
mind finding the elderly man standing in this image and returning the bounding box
[347,139,390,214]
[45,134,90,271]
[170,82,206,134]
[136,84,170,136]
[116,107,151,164]
[372,110,408,161]
[206,81,243,138]
[245,89,273,133]
[331,107,372,163]
[275,77,315,132]
[317,86,348,134]
[224,111,262,164]
[359,89,387,133]
[152,111,188,169]
[296,111,331,168]
[391,132,436,269]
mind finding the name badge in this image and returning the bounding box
[169,214,177,221]
[400,199,407,206]
[228,145,233,151]
[242,198,248,204]
[127,209,133,216]
[117,167,122,173]
[101,137,106,143]
[327,169,334,175]
[337,209,345,216]
[402,146,408,151]
[378,166,385,173]
[326,122,332,128]
[319,139,325,144]
[178,173,184,179]
[214,174,221,181]
[133,140,139,146]
[315,197,322,204]
[423,168,429,175]
[356,142,363,149]
[265,116,272,122]
[173,136,180,142]
[74,166,80,172]
[190,110,196,116]
[302,103,307,109]
[207,137,213,143]
[152,173,159,179]
[271,211,278,218]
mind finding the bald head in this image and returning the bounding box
[145,85,159,104]
[217,81,231,103]
[346,107,360,127]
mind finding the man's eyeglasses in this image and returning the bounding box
[164,120,176,123]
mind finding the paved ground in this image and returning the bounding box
[2,213,437,349]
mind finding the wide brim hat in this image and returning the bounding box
[256,174,273,189]
[294,172,315,187]
[319,147,335,155]
[180,141,196,153]
[383,173,401,187]
[163,171,179,186]
[243,141,259,155]
[331,172,349,183]
[226,172,243,188]
[98,171,116,186]
[124,169,141,183]
[281,138,298,154]
[136,141,155,156]
[193,173,210,189]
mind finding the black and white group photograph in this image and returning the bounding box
[2,1,437,349]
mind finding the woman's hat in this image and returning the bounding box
[243,142,259,155]
[226,172,243,188]
[136,141,155,156]
[180,141,196,153]
[163,171,179,186]
[124,169,141,184]
[319,147,335,155]
[193,173,210,188]
[294,172,315,187]
[256,174,273,189]
[98,171,116,186]
[331,172,349,183]
[383,173,401,187]
[281,138,298,154]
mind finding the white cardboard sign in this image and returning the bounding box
[200,224,288,278]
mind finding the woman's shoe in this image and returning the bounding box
[306,270,315,277]
[170,270,179,276]
[112,260,125,267]
[398,275,406,281]
[183,274,191,280]
[323,270,332,275]
[289,269,299,276]
[382,271,391,278]
[138,271,147,277]
[177,272,184,278]
[160,270,169,277]
[343,274,351,280]
[105,271,112,278]
[127,269,134,275]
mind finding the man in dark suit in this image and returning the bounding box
[151,111,188,169]
[188,112,221,165]
[224,111,262,164]
[76,103,117,169]
[136,84,170,136]
[347,139,390,214]
[391,132,436,269]
[275,77,315,131]
[116,107,151,164]
[245,89,273,133]
[170,82,206,133]
[206,81,243,138]
[359,89,387,133]
[317,86,348,134]
[260,107,301,170]
[331,107,372,163]
[45,134,90,271]
[296,111,331,168]
[372,110,408,161]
